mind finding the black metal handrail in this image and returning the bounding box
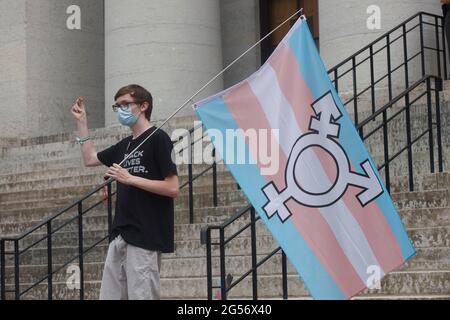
[204,74,443,300]
[0,122,219,300]
[329,12,446,129]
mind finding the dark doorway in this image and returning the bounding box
[259,0,319,64]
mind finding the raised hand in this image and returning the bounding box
[71,97,87,122]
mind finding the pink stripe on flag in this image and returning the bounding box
[286,200,366,297]
[342,183,404,270]
[224,82,365,297]
[270,43,405,272]
[269,43,316,130]
[224,82,287,190]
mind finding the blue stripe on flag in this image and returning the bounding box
[288,21,415,261]
[195,97,346,299]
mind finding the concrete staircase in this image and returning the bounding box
[0,83,449,299]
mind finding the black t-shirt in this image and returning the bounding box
[97,126,178,253]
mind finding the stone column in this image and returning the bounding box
[220,0,261,88]
[0,0,105,138]
[0,0,27,138]
[319,0,442,97]
[105,0,224,127]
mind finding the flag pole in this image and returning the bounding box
[106,8,305,183]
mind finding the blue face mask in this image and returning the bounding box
[117,106,140,127]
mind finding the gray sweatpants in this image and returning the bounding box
[99,235,161,300]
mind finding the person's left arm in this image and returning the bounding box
[105,164,179,198]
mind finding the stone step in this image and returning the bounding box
[0,158,85,175]
[1,211,249,243]
[0,170,447,214]
[4,269,450,300]
[399,207,450,229]
[0,187,107,212]
[3,226,448,266]
[3,244,449,287]
[3,203,449,250]
[0,161,230,185]
[0,187,249,215]
[5,184,447,214]
[0,202,239,233]
[0,176,106,194]
[3,131,445,167]
[0,128,210,164]
[389,172,450,193]
[0,204,248,237]
[0,163,230,193]
[4,220,444,253]
[0,173,236,205]
[0,173,234,207]
[1,116,198,153]
[0,206,450,250]
[0,189,245,221]
[3,105,445,156]
[0,203,247,236]
[365,133,450,154]
[370,153,450,176]
[392,189,450,210]
[2,202,448,241]
[1,187,447,237]
[346,100,450,127]
[1,109,447,166]
[2,133,447,173]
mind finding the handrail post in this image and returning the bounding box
[352,57,359,130]
[250,207,258,300]
[188,165,194,224]
[382,109,391,193]
[46,221,53,300]
[384,34,392,193]
[212,148,218,207]
[206,228,213,300]
[107,182,113,242]
[441,16,448,80]
[403,24,414,191]
[188,133,194,224]
[435,16,442,80]
[219,228,226,300]
[434,78,444,172]
[14,240,19,300]
[334,69,339,92]
[281,250,288,300]
[1,239,5,300]
[370,45,376,117]
[403,24,409,88]
[426,78,435,174]
[78,202,85,300]
[387,34,393,102]
[419,13,426,77]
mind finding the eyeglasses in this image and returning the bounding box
[112,101,140,112]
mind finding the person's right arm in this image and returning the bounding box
[71,97,102,167]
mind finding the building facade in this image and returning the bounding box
[0,0,442,138]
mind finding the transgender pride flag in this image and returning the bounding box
[193,17,415,299]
